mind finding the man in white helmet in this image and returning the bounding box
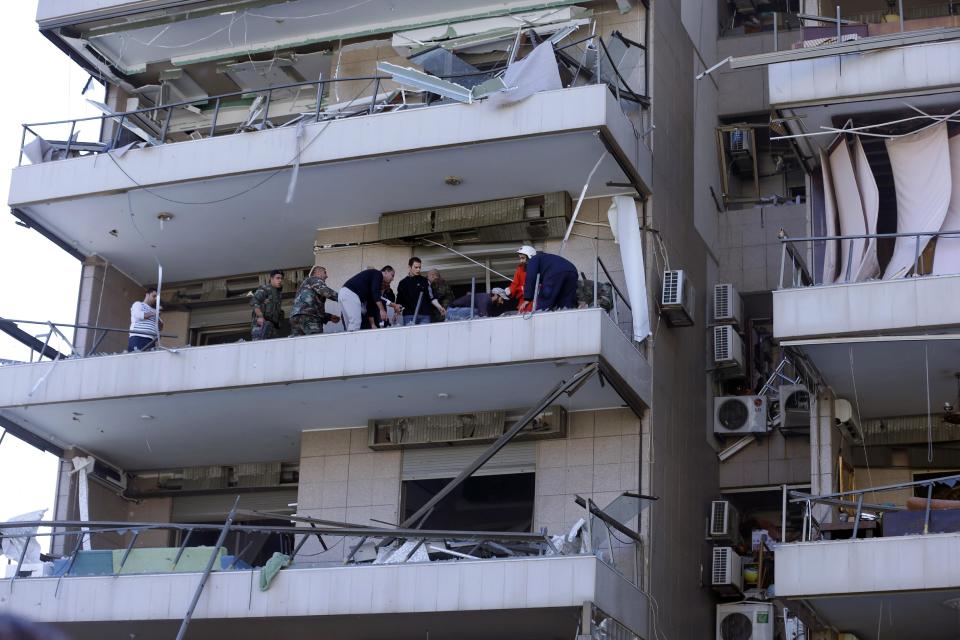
[523,247,579,311]
[505,245,536,313]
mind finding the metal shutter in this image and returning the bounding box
[171,489,298,522]
[401,442,536,480]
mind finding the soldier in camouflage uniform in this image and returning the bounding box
[290,266,340,336]
[250,269,285,340]
[426,269,453,322]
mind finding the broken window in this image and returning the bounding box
[401,473,535,532]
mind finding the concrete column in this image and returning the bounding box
[810,391,837,525]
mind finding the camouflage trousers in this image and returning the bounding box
[290,314,324,336]
[251,320,278,340]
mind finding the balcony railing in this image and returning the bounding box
[782,472,960,543]
[1,492,648,636]
[1,257,638,366]
[17,34,648,167]
[777,230,960,289]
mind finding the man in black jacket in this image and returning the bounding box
[338,266,395,331]
[396,257,446,325]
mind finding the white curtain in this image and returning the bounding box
[851,137,880,281]
[883,122,951,279]
[932,133,960,275]
[819,149,840,284]
[607,196,651,342]
[72,456,96,551]
[828,141,868,282]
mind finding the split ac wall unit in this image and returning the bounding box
[661,270,695,327]
[71,449,128,493]
[709,500,742,545]
[714,396,768,436]
[713,283,742,329]
[716,601,774,640]
[713,325,744,373]
[711,546,743,596]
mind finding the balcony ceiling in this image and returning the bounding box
[784,335,960,419]
[9,86,640,284]
[800,588,960,640]
[0,310,648,469]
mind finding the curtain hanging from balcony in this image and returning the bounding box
[607,195,650,343]
[818,149,840,285]
[828,139,868,282]
[932,132,960,276]
[883,122,951,279]
[851,137,880,282]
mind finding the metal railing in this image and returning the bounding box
[0,318,177,363]
[784,472,960,543]
[17,34,649,167]
[778,230,960,289]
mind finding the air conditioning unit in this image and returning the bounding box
[716,602,774,640]
[728,128,752,155]
[713,325,744,373]
[661,270,695,327]
[779,384,811,431]
[709,500,742,544]
[714,396,768,436]
[711,546,744,596]
[89,457,128,493]
[834,398,861,441]
[713,284,742,329]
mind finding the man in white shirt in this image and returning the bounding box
[128,287,162,352]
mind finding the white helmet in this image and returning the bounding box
[517,245,537,259]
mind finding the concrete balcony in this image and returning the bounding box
[0,553,647,640]
[775,533,960,639]
[9,84,648,284]
[0,308,650,469]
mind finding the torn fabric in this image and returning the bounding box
[933,132,960,275]
[0,510,46,567]
[851,136,880,281]
[607,196,651,342]
[828,140,867,282]
[818,150,840,285]
[883,122,951,279]
[72,456,96,551]
[486,40,562,107]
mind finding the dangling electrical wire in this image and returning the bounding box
[925,342,933,463]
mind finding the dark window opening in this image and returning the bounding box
[175,518,294,567]
[402,473,535,532]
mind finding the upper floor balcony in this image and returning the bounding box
[775,475,960,640]
[0,307,651,470]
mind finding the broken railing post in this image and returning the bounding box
[369,78,381,114]
[64,120,76,158]
[470,276,476,320]
[923,483,934,534]
[19,126,27,166]
[209,97,221,138]
[412,292,423,325]
[160,107,173,143]
[175,498,239,640]
[262,90,272,128]
[117,530,141,573]
[314,80,325,122]
[9,533,32,592]
[851,494,864,538]
[401,362,599,528]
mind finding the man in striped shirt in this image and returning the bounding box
[128,287,162,352]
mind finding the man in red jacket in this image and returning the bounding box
[506,245,535,313]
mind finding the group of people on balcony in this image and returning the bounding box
[127,245,585,351]
[249,244,582,339]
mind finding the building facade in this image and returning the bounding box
[3,1,959,639]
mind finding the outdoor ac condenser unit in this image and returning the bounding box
[714,396,768,436]
[713,325,744,373]
[661,270,695,327]
[778,384,811,431]
[716,602,774,640]
[713,283,742,329]
[711,546,744,597]
[709,500,742,545]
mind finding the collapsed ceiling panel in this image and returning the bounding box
[63,0,585,74]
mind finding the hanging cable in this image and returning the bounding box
[105,78,375,205]
[925,342,933,463]
[848,346,874,491]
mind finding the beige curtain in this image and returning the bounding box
[819,149,839,284]
[883,122,951,279]
[852,136,880,281]
[932,133,960,276]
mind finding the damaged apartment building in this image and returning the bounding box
[2,0,960,639]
